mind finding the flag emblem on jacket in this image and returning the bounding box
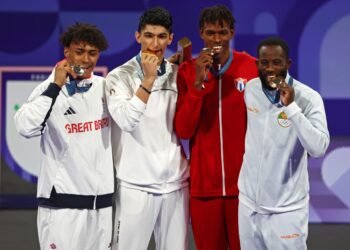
[234,78,247,92]
[277,111,292,128]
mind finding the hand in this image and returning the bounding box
[141,51,159,85]
[54,59,77,87]
[167,52,180,65]
[278,80,295,106]
[194,51,213,89]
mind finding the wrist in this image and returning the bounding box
[139,84,151,94]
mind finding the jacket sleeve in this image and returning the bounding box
[14,78,61,138]
[284,91,330,158]
[105,70,146,132]
[174,63,206,139]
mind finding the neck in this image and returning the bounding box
[218,49,231,65]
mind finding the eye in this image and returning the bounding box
[205,30,215,36]
[158,34,168,39]
[259,60,268,66]
[219,30,229,35]
[143,33,153,38]
[89,51,98,57]
[75,50,84,55]
[273,60,282,66]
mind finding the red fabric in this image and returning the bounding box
[175,50,258,197]
[190,196,240,250]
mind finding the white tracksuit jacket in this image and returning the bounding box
[14,71,114,208]
[106,56,189,194]
[238,75,330,213]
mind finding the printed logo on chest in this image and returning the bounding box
[277,111,292,128]
[234,77,247,92]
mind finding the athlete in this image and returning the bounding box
[14,23,113,250]
[106,7,189,250]
[238,36,330,249]
[174,5,258,250]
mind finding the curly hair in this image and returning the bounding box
[199,5,235,30]
[60,22,108,51]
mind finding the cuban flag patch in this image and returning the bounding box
[234,78,247,92]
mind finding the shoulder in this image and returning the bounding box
[246,77,261,91]
[231,50,258,78]
[92,74,105,82]
[107,57,138,79]
[294,79,321,98]
[293,79,324,106]
[178,59,195,72]
[233,50,257,63]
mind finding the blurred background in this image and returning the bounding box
[0,0,349,249]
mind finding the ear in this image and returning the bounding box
[63,47,69,58]
[168,33,174,45]
[287,58,292,69]
[199,29,205,40]
[230,29,235,39]
[135,31,141,44]
[255,59,259,67]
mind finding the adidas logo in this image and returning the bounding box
[64,107,76,115]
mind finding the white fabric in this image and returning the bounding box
[112,185,189,250]
[239,202,308,250]
[14,71,114,198]
[238,75,329,213]
[106,57,189,193]
[38,206,112,250]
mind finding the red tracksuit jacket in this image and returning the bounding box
[175,50,258,197]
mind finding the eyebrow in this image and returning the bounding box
[143,31,168,36]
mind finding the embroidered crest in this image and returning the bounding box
[109,88,116,96]
[277,111,292,128]
[234,78,247,92]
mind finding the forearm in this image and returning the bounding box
[285,101,330,157]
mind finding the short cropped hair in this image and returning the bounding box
[60,22,108,51]
[137,7,173,33]
[199,5,235,30]
[257,36,290,59]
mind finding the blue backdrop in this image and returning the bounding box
[1,0,350,222]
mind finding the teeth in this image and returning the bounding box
[267,75,281,88]
[202,46,222,56]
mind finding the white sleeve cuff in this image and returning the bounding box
[283,101,301,119]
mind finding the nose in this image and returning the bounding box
[213,33,222,43]
[152,37,159,48]
[265,62,274,72]
[82,53,89,64]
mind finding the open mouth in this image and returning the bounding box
[267,75,283,89]
[143,49,161,55]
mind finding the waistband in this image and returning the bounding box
[38,187,113,209]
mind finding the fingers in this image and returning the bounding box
[197,53,213,68]
[54,59,76,86]
[141,52,159,65]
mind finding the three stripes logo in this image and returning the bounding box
[64,107,76,115]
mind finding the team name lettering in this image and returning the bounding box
[65,117,109,134]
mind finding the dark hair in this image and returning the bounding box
[257,36,289,59]
[199,5,235,30]
[60,22,108,51]
[138,7,173,33]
